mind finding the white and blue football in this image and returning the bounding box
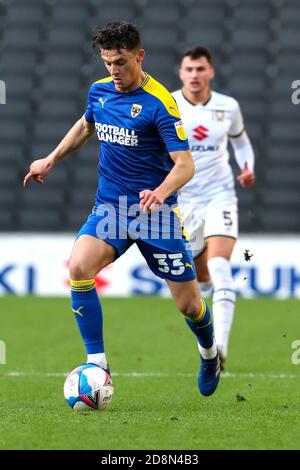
[64,364,113,411]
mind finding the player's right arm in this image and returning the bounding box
[140,149,194,213]
[23,115,94,187]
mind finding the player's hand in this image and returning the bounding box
[23,157,53,187]
[237,162,255,189]
[139,189,164,214]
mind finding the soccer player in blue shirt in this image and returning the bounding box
[23,22,220,397]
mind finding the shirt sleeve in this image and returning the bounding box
[230,131,255,172]
[84,86,94,123]
[228,101,244,138]
[154,98,190,152]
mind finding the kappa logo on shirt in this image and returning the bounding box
[193,125,209,141]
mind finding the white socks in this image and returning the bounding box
[207,256,236,357]
[198,339,218,360]
[87,353,108,369]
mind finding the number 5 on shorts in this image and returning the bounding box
[223,211,233,227]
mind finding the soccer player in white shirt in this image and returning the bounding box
[172,47,255,369]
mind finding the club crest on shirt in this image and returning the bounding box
[131,103,142,118]
[212,110,225,121]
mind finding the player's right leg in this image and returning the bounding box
[69,234,116,371]
[206,236,236,371]
[204,196,238,370]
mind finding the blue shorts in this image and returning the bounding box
[77,204,196,283]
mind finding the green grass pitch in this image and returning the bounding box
[0,296,299,450]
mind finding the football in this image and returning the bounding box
[64,364,113,411]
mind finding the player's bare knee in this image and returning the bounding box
[183,309,202,321]
[69,259,93,281]
[178,300,201,319]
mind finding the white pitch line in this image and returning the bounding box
[0,371,298,379]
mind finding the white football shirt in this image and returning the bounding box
[172,90,244,201]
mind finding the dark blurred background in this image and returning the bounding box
[0,0,299,233]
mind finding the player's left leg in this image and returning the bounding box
[167,278,220,397]
[137,234,220,396]
[206,236,236,369]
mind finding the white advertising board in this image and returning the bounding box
[0,234,299,298]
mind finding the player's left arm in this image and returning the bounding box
[140,150,194,213]
[228,100,255,189]
[230,131,256,188]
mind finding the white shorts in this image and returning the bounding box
[178,190,238,257]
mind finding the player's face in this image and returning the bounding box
[179,56,215,94]
[101,48,145,92]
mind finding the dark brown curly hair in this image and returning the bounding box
[92,22,141,52]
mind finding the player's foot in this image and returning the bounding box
[217,348,227,372]
[198,353,220,396]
